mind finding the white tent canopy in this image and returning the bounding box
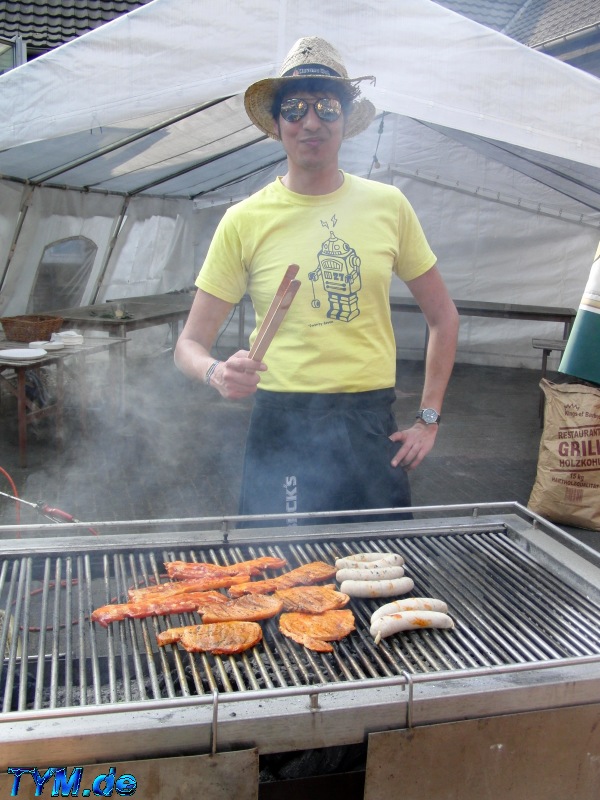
[0,0,599,367]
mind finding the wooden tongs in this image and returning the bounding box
[249,264,301,361]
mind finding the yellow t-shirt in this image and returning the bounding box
[196,172,436,392]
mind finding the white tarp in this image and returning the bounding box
[2,0,600,167]
[0,0,599,367]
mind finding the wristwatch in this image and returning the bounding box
[416,408,441,425]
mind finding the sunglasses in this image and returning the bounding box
[279,97,343,123]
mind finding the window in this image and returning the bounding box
[28,237,97,312]
[0,35,27,75]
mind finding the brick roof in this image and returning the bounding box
[502,0,600,48]
[0,1,154,52]
[1,1,598,56]
[434,0,600,46]
[433,0,524,33]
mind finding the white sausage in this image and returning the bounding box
[335,553,404,569]
[371,598,448,623]
[336,566,405,583]
[339,577,414,598]
[337,552,387,562]
[370,610,455,640]
[335,557,399,570]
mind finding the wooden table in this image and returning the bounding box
[0,337,127,467]
[46,291,195,342]
[44,293,195,405]
[390,296,576,335]
[389,296,577,359]
[237,295,577,351]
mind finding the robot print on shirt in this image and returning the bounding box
[308,215,362,322]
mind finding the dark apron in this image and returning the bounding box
[238,388,412,528]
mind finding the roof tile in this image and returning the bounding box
[2,1,599,56]
[503,0,600,47]
[0,1,154,50]
[432,1,525,32]
[434,1,600,46]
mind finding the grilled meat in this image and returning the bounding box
[156,626,187,646]
[91,590,227,627]
[228,561,337,598]
[279,609,356,653]
[128,574,249,602]
[275,584,350,614]
[165,556,287,580]
[127,557,288,602]
[202,594,283,623]
[157,621,263,654]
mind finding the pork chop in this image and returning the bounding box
[279,609,356,652]
[202,594,283,624]
[228,561,337,598]
[157,621,263,654]
[128,574,249,602]
[275,584,350,614]
[91,590,228,627]
[165,556,287,580]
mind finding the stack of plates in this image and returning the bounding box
[29,340,65,351]
[52,331,84,346]
[0,348,48,365]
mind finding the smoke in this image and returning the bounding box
[0,332,545,534]
[0,329,253,532]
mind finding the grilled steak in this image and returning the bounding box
[228,561,337,598]
[91,590,227,627]
[165,556,287,580]
[279,610,356,652]
[202,594,283,623]
[157,621,263,654]
[128,574,249,602]
[275,584,350,614]
[156,626,187,646]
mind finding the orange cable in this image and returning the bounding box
[0,465,21,527]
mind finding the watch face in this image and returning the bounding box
[420,408,439,424]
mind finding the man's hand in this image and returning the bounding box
[209,350,267,400]
[389,422,438,470]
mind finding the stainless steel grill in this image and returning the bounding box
[2,503,600,768]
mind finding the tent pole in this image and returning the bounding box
[30,97,235,185]
[389,168,600,226]
[129,135,268,196]
[0,184,35,293]
[90,196,130,304]
[191,156,287,202]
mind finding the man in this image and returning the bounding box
[175,36,459,525]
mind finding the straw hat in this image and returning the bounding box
[244,36,376,140]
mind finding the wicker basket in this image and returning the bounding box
[0,315,64,343]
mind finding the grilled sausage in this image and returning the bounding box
[335,553,404,569]
[371,597,449,624]
[336,566,405,583]
[339,576,414,598]
[370,610,454,641]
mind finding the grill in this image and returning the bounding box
[2,502,600,772]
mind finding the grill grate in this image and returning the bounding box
[2,524,600,715]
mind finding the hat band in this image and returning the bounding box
[282,64,342,78]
